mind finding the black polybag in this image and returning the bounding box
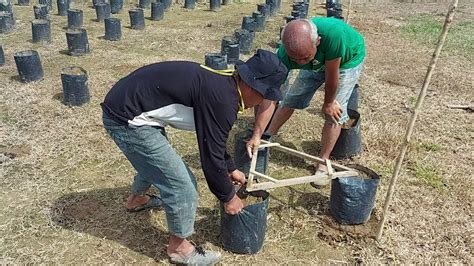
[233,128,270,177]
[329,164,379,225]
[220,190,269,254]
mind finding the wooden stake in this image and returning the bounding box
[345,0,352,24]
[376,0,458,241]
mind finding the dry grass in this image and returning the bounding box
[1,0,473,264]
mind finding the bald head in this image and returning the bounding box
[281,19,319,65]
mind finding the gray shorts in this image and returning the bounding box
[281,63,364,124]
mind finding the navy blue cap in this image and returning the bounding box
[235,49,288,101]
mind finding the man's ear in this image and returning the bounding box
[316,36,321,46]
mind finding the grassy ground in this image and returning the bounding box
[400,14,474,62]
[1,0,473,264]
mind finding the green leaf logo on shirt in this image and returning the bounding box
[312,60,320,66]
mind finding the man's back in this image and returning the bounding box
[312,17,365,69]
[278,17,366,70]
[102,61,239,130]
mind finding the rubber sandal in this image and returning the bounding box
[126,194,163,212]
[169,246,221,265]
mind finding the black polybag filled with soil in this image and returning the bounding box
[329,164,379,224]
[220,189,269,254]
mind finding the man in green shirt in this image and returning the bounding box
[247,18,366,184]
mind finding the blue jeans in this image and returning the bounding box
[281,63,364,124]
[102,111,198,238]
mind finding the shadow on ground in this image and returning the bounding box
[270,186,328,213]
[50,187,221,261]
[182,152,201,169]
[268,137,308,168]
[301,139,321,157]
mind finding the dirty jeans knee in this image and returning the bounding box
[103,111,199,238]
[134,134,199,239]
[102,111,154,195]
[163,184,198,238]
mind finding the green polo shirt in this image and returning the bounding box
[277,17,366,71]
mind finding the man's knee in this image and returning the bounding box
[279,105,295,113]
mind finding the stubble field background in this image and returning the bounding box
[0,0,472,263]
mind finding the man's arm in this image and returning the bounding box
[323,58,342,123]
[247,99,277,157]
[194,100,236,203]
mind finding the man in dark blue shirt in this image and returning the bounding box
[101,49,287,264]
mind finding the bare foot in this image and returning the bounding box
[314,163,328,174]
[125,194,150,210]
[311,163,330,189]
[167,236,221,265]
[167,235,195,258]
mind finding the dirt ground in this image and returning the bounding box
[1,0,472,264]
